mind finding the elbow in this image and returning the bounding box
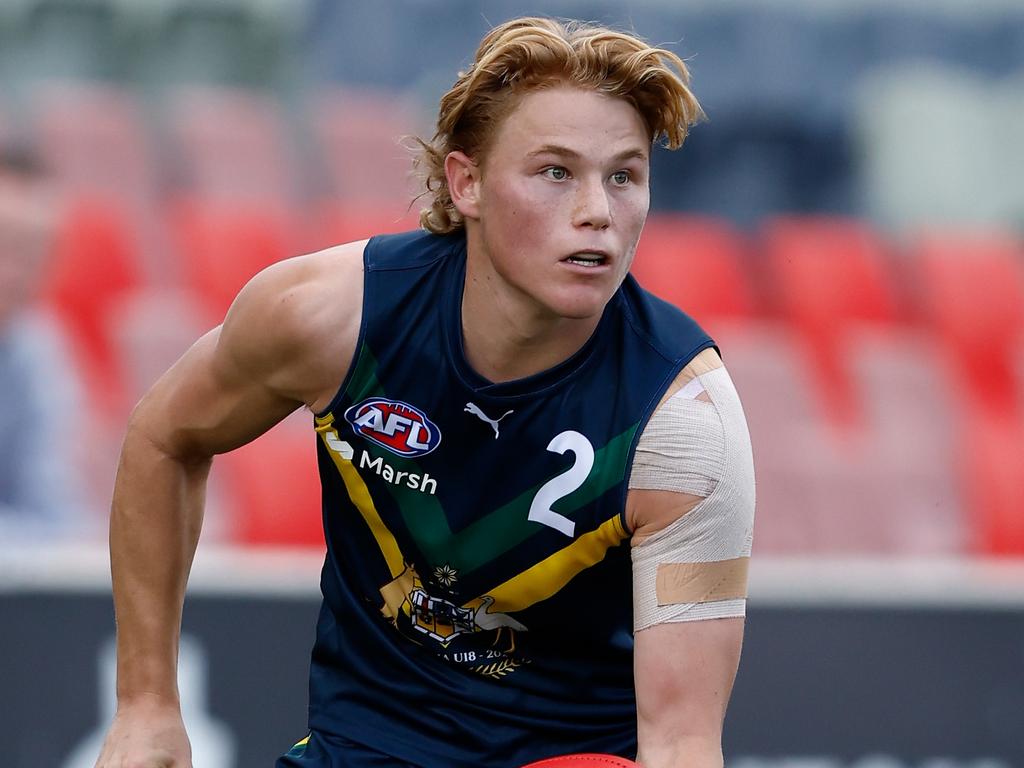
[122,398,212,471]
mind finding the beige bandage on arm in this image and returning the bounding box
[629,365,755,631]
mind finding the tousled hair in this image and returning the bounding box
[413,16,704,235]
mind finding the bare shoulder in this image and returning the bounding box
[219,239,367,412]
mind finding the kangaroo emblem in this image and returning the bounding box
[464,403,514,439]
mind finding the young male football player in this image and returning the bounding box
[96,16,754,768]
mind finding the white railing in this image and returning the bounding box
[4,544,1024,608]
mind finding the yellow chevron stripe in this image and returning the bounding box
[315,414,405,579]
[293,735,311,749]
[483,514,628,613]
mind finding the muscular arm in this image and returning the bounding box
[98,242,364,767]
[634,617,743,767]
[626,349,755,768]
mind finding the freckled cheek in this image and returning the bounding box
[616,196,649,236]
[617,198,649,271]
[490,183,558,241]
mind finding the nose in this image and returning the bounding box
[572,177,611,230]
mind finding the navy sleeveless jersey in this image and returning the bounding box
[301,230,713,768]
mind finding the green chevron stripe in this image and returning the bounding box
[386,424,636,573]
[345,343,382,403]
[337,342,636,574]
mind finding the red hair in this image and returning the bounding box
[413,17,703,234]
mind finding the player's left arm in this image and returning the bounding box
[634,616,744,767]
[626,348,755,768]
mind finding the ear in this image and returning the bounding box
[444,150,481,221]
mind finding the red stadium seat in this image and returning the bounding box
[725,321,970,555]
[106,286,209,408]
[912,230,1024,417]
[168,196,299,321]
[30,83,170,282]
[40,196,144,418]
[843,326,969,554]
[311,87,420,204]
[166,86,297,200]
[762,216,898,323]
[630,214,754,333]
[31,82,156,200]
[760,215,899,430]
[307,199,420,253]
[962,409,1024,555]
[715,322,834,553]
[219,416,324,548]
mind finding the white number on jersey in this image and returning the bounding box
[527,430,595,537]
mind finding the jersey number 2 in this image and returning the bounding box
[527,430,594,538]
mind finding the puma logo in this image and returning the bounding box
[464,402,514,439]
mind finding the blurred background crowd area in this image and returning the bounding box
[1,0,1022,557]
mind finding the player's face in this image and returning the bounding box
[473,86,651,321]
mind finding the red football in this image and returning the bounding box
[520,754,639,767]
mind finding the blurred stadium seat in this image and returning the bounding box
[311,87,420,205]
[761,215,898,323]
[721,318,969,555]
[219,413,324,548]
[40,196,143,418]
[164,85,298,201]
[716,321,832,553]
[106,286,209,409]
[913,229,1024,416]
[726,319,969,555]
[844,327,969,553]
[911,230,1024,555]
[963,410,1024,555]
[31,82,155,199]
[28,82,176,281]
[308,199,420,254]
[760,215,898,429]
[168,196,299,321]
[630,213,755,336]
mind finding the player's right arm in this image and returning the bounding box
[94,241,366,768]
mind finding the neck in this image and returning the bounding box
[460,234,602,384]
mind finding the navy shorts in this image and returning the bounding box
[276,730,420,768]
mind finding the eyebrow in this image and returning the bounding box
[526,144,649,162]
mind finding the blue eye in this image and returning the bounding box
[543,167,568,181]
[611,170,630,185]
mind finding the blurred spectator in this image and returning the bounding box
[0,144,94,540]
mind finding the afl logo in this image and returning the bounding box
[344,398,442,457]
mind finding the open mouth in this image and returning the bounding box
[563,252,609,267]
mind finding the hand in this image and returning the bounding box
[94,695,192,768]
